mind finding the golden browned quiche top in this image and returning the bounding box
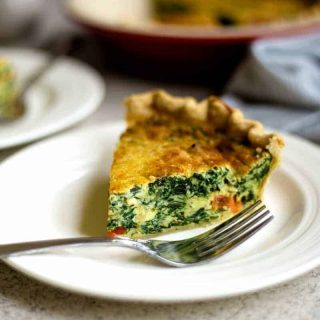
[110,90,284,193]
[152,0,320,26]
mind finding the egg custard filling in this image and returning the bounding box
[107,91,284,238]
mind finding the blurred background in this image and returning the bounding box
[1,0,320,140]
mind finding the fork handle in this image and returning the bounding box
[0,237,145,258]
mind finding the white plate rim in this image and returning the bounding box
[0,47,106,149]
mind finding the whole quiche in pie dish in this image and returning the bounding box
[153,0,320,27]
[107,90,284,238]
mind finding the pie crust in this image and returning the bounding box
[125,90,284,162]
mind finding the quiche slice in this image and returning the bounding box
[0,58,22,120]
[107,90,284,238]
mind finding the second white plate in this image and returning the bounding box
[0,122,319,302]
[0,48,105,149]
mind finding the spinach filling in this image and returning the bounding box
[108,153,272,235]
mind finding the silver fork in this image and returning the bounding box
[15,36,77,118]
[0,201,272,267]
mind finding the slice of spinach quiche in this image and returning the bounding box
[107,90,284,238]
[0,58,22,120]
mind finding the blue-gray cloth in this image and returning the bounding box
[224,33,320,143]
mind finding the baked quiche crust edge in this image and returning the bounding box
[124,89,283,159]
[107,90,284,238]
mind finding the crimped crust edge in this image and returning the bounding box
[125,90,284,161]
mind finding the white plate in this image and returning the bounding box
[0,122,319,302]
[0,48,105,149]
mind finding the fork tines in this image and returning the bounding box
[195,200,274,259]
